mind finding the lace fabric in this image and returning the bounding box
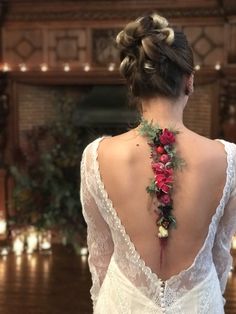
[80,136,236,313]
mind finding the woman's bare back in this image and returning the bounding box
[97,127,228,281]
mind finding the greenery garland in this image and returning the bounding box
[138,117,186,265]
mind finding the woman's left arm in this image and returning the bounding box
[80,144,114,311]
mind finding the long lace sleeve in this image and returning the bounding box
[212,143,236,303]
[212,191,236,298]
[80,142,114,311]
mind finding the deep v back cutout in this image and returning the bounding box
[95,136,232,283]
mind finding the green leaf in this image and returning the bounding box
[138,117,162,140]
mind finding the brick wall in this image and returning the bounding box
[184,83,216,138]
[17,84,85,148]
[17,82,217,138]
[18,84,59,132]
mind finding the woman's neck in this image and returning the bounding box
[139,96,187,131]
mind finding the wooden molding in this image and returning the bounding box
[7,70,124,85]
[6,66,230,86]
[3,0,231,22]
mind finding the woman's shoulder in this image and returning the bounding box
[92,128,236,166]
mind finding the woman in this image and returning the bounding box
[80,13,236,313]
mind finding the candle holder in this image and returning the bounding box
[26,226,38,254]
[12,229,25,256]
[38,230,52,255]
[0,212,7,236]
[0,246,9,257]
[0,212,9,257]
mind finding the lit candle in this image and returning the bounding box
[0,217,7,235]
[26,232,38,254]
[13,237,24,255]
[41,239,51,250]
[0,248,9,256]
[39,230,52,253]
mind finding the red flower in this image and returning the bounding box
[152,162,165,173]
[155,173,173,193]
[160,194,171,205]
[152,162,173,176]
[159,129,175,145]
[159,154,170,164]
[155,146,165,154]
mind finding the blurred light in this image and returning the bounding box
[13,237,24,255]
[229,105,235,114]
[0,217,6,235]
[108,63,115,71]
[41,63,48,72]
[80,247,88,255]
[0,248,9,256]
[81,255,87,263]
[215,63,221,71]
[39,230,52,254]
[2,63,10,72]
[84,63,90,72]
[194,64,201,71]
[19,64,27,72]
[231,234,236,249]
[63,63,71,72]
[26,228,38,254]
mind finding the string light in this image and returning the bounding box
[1,63,10,72]
[108,62,115,71]
[215,63,221,71]
[40,63,48,72]
[63,63,71,72]
[83,63,90,72]
[19,63,28,72]
[194,64,201,71]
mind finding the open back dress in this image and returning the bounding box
[80,136,236,314]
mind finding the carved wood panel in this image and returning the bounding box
[2,28,88,68]
[2,23,226,69]
[183,25,224,65]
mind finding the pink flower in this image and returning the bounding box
[159,129,175,145]
[152,162,165,173]
[152,163,174,177]
[159,154,170,164]
[160,194,171,205]
[155,173,173,193]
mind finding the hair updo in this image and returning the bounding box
[116,13,194,104]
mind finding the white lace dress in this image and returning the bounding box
[80,136,236,314]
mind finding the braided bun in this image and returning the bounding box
[116,13,194,102]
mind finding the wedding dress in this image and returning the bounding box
[80,136,236,314]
